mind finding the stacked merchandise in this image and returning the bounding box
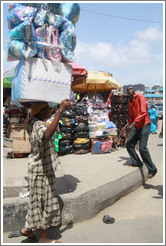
[111,95,130,147]
[73,101,91,154]
[8,3,80,105]
[58,108,75,155]
[88,101,117,154]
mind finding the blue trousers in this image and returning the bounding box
[126,123,157,174]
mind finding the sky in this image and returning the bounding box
[2,1,164,88]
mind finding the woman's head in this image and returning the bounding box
[31,102,49,120]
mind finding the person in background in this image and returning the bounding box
[121,85,157,179]
[148,105,159,134]
[10,99,71,243]
[107,91,113,121]
[159,120,163,138]
[4,96,23,125]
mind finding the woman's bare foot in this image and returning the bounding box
[38,239,61,243]
[20,228,36,239]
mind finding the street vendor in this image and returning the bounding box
[18,99,71,243]
[4,96,23,125]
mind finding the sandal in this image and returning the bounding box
[8,229,36,239]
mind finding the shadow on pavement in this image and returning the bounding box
[143,184,163,199]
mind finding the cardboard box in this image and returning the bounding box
[7,124,31,154]
[11,58,73,104]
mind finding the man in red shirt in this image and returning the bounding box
[121,85,157,178]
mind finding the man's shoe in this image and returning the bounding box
[147,170,157,178]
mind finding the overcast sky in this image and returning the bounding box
[2,1,164,88]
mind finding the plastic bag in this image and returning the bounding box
[48,3,62,15]
[46,25,62,62]
[33,9,47,27]
[7,5,36,29]
[47,13,63,28]
[61,3,80,24]
[91,138,113,154]
[7,20,37,59]
[59,29,76,62]
[61,108,76,119]
[35,25,47,58]
[74,123,89,132]
[59,118,75,127]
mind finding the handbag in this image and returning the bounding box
[46,25,62,62]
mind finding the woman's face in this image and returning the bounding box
[37,104,49,120]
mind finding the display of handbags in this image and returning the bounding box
[111,95,130,147]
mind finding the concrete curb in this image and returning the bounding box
[3,166,148,232]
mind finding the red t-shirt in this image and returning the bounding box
[128,93,151,129]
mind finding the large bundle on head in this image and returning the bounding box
[7,3,81,105]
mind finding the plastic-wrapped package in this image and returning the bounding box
[47,13,63,28]
[36,3,48,11]
[8,3,37,12]
[7,20,37,59]
[7,19,37,41]
[46,25,62,62]
[62,3,80,24]
[33,9,47,27]
[61,108,76,119]
[91,138,113,154]
[74,149,90,154]
[74,142,91,150]
[74,123,89,132]
[59,17,75,33]
[59,145,74,154]
[8,39,37,59]
[61,132,73,140]
[7,5,36,29]
[35,25,47,58]
[89,123,98,132]
[59,126,74,133]
[48,3,62,15]
[59,29,76,62]
[73,138,90,144]
[73,131,89,139]
[59,118,75,127]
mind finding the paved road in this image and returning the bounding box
[3,120,164,244]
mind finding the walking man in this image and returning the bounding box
[121,85,157,178]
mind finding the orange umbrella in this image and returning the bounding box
[71,71,121,93]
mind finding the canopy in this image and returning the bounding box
[68,62,88,77]
[3,67,16,88]
[71,71,121,93]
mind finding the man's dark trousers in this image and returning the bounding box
[126,123,157,174]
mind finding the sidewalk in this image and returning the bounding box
[3,130,163,232]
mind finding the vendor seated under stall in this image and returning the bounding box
[4,96,23,125]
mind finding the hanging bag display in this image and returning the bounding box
[46,25,62,62]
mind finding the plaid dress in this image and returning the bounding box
[24,118,61,230]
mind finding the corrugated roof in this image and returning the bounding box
[144,94,163,98]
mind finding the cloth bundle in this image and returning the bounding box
[91,138,113,154]
[88,101,117,154]
[7,3,80,62]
